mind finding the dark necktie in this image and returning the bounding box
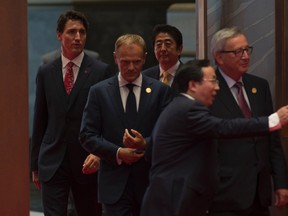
[64,62,74,95]
[234,81,252,118]
[126,83,137,129]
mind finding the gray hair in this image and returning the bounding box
[210,27,243,56]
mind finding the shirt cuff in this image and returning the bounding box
[116,147,122,165]
[269,112,282,131]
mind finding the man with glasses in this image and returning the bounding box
[208,27,288,216]
[140,59,288,216]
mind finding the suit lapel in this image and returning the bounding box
[136,77,153,129]
[216,70,244,117]
[51,58,68,108]
[138,77,150,114]
[67,55,92,110]
[107,76,127,127]
[171,62,183,92]
[242,75,257,116]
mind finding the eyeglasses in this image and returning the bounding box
[220,46,253,57]
[203,78,219,85]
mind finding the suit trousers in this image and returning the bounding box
[41,151,102,216]
[208,193,269,216]
[103,174,141,216]
[208,173,270,216]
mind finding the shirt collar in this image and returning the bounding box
[160,61,180,77]
[62,52,84,68]
[218,68,243,88]
[118,73,142,88]
[181,93,195,101]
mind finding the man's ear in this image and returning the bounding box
[143,52,147,64]
[56,32,62,42]
[188,80,198,93]
[113,51,118,64]
[214,52,223,65]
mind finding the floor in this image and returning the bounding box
[30,181,77,216]
[30,181,43,213]
[30,211,43,216]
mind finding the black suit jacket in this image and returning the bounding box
[30,54,113,183]
[142,64,181,96]
[141,95,271,216]
[79,74,172,204]
[209,69,288,211]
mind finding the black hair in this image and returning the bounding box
[175,59,210,93]
[152,24,183,49]
[56,10,89,33]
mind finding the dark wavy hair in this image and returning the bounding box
[56,10,89,33]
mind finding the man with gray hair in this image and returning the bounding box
[208,26,288,215]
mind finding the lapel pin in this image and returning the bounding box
[146,87,152,93]
[251,88,257,94]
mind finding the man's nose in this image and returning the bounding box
[75,32,81,40]
[160,43,167,50]
[128,62,135,70]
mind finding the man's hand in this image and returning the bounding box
[82,154,100,174]
[276,105,288,126]
[118,147,144,165]
[32,171,40,190]
[123,129,146,152]
[274,189,288,208]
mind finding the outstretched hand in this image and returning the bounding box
[276,105,288,126]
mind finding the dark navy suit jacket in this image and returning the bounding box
[141,94,270,216]
[209,69,288,211]
[142,64,181,96]
[30,54,113,183]
[79,74,171,204]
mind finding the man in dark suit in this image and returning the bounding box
[30,10,113,216]
[143,24,183,94]
[208,27,288,216]
[79,34,171,216]
[140,60,288,216]
[40,46,102,216]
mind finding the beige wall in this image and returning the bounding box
[0,1,29,215]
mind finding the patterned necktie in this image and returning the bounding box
[126,83,137,129]
[162,71,170,85]
[64,62,74,95]
[234,81,252,118]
